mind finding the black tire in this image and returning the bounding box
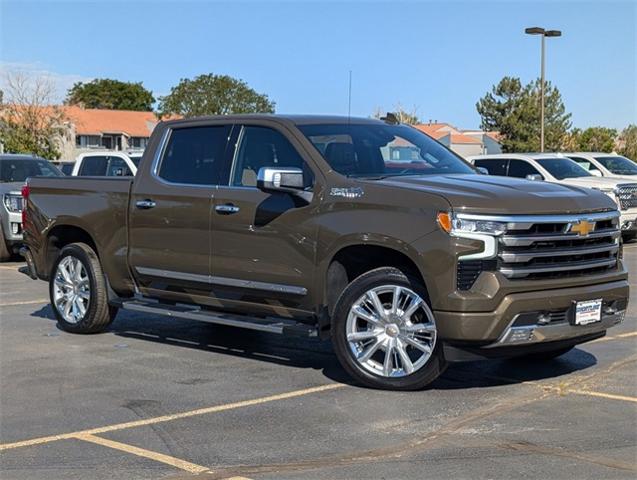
[519,346,574,361]
[622,232,637,243]
[332,267,446,390]
[0,225,12,262]
[49,242,117,333]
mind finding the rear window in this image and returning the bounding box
[473,159,508,176]
[158,126,231,185]
[78,156,108,176]
[0,158,62,182]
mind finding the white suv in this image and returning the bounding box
[468,153,637,240]
[72,151,137,177]
[563,152,637,180]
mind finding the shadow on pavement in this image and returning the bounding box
[29,306,597,390]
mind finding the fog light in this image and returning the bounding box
[10,222,19,235]
[537,312,551,325]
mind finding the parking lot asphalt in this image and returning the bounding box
[1,248,636,480]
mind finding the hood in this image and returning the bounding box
[370,174,617,215]
[0,182,25,195]
[556,176,637,189]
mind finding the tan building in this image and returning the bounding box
[58,106,171,159]
[413,122,502,158]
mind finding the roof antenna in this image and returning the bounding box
[347,70,352,122]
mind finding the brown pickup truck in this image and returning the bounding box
[21,115,629,390]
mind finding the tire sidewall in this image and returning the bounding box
[49,244,101,333]
[332,268,446,390]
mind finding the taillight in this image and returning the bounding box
[21,184,29,226]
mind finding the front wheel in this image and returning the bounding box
[332,267,446,390]
[49,242,117,333]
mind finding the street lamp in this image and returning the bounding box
[525,27,562,152]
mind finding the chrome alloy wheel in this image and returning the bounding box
[53,256,90,324]
[346,285,437,378]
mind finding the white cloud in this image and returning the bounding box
[0,62,92,103]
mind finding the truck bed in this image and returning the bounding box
[25,176,134,294]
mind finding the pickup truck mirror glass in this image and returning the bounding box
[257,167,304,193]
[590,169,603,177]
[525,173,544,181]
[476,166,489,175]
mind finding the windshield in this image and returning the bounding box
[596,155,637,175]
[298,123,476,178]
[0,158,63,182]
[536,158,592,180]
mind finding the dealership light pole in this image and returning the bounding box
[525,27,562,152]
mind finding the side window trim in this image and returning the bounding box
[151,125,233,188]
[227,125,245,188]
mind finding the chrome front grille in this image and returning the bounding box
[497,211,620,279]
[615,184,637,210]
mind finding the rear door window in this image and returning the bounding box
[508,160,543,179]
[158,125,232,185]
[473,159,508,176]
[78,156,108,176]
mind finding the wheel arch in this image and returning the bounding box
[44,223,99,279]
[318,237,430,336]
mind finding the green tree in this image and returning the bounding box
[618,125,637,160]
[372,103,420,125]
[66,78,155,111]
[158,73,275,118]
[0,73,68,160]
[476,76,571,152]
[563,127,617,152]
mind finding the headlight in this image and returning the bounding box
[3,193,23,213]
[437,212,501,261]
[437,212,506,236]
[592,187,620,207]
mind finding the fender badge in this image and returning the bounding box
[330,187,364,198]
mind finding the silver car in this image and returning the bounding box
[0,154,63,261]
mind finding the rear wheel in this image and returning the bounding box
[332,267,446,390]
[49,242,117,333]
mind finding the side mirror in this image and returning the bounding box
[590,169,603,177]
[476,166,489,175]
[526,174,543,181]
[257,167,305,193]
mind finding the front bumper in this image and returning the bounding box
[435,279,629,346]
[1,210,23,245]
[619,213,637,233]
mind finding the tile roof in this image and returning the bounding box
[412,123,450,136]
[449,133,481,144]
[62,106,180,137]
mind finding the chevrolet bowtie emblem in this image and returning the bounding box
[569,220,595,236]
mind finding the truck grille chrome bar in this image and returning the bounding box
[495,211,620,279]
[615,184,637,210]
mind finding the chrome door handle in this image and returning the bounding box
[215,204,240,214]
[135,199,156,209]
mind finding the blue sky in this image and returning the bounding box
[1,0,635,129]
